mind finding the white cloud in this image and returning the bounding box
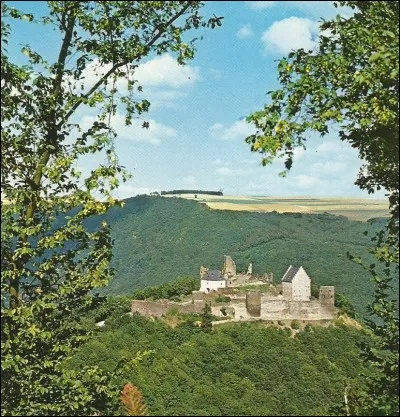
[67,54,200,110]
[115,184,154,198]
[210,119,256,141]
[217,167,246,177]
[213,159,223,166]
[312,161,346,174]
[247,1,276,10]
[289,1,353,20]
[237,24,254,39]
[315,141,340,153]
[183,175,197,185]
[143,89,186,109]
[293,147,306,160]
[261,17,318,54]
[79,113,176,145]
[293,174,326,189]
[135,53,200,88]
[247,1,352,20]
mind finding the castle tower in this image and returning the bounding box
[319,286,335,311]
[200,266,208,279]
[222,255,236,276]
[247,263,253,275]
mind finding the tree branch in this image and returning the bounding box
[62,1,195,125]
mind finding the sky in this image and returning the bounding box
[7,1,387,199]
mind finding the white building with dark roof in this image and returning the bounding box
[200,270,227,293]
[281,265,311,301]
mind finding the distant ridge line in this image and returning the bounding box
[160,190,223,196]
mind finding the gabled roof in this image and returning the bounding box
[202,270,224,281]
[282,266,300,283]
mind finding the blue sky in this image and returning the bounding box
[7,1,386,199]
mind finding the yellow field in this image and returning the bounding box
[163,194,389,221]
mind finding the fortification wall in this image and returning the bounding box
[217,287,236,295]
[192,291,205,301]
[261,299,288,313]
[229,296,246,304]
[282,282,292,300]
[227,274,249,286]
[131,290,335,321]
[131,300,205,317]
[246,292,261,317]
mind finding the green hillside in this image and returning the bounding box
[98,195,391,317]
[66,314,371,416]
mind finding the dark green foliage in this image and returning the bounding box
[95,195,394,319]
[310,280,320,299]
[215,295,231,303]
[200,302,213,333]
[66,315,374,416]
[291,320,300,330]
[85,295,132,323]
[335,293,358,319]
[131,276,199,300]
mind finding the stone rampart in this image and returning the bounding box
[246,292,261,317]
[131,291,335,321]
[131,299,205,317]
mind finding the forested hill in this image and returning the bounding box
[96,195,390,316]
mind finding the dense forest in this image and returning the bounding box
[66,310,372,416]
[91,195,391,318]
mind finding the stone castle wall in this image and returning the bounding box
[131,282,335,321]
[246,292,261,317]
[131,299,205,317]
[131,293,335,320]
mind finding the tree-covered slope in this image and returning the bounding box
[98,195,389,316]
[66,314,371,416]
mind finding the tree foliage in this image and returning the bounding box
[66,314,374,416]
[200,302,213,332]
[131,276,200,301]
[246,1,398,217]
[1,1,221,415]
[245,2,399,414]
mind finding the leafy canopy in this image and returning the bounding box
[1,1,222,415]
[245,2,399,415]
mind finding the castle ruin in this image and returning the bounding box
[131,255,336,322]
[200,255,273,292]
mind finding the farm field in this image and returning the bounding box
[163,194,389,221]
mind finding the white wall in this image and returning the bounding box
[291,267,311,301]
[200,279,226,292]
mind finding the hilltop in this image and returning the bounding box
[92,195,394,318]
[162,194,389,222]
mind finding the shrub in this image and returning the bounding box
[167,307,180,316]
[291,320,300,330]
[215,295,231,303]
